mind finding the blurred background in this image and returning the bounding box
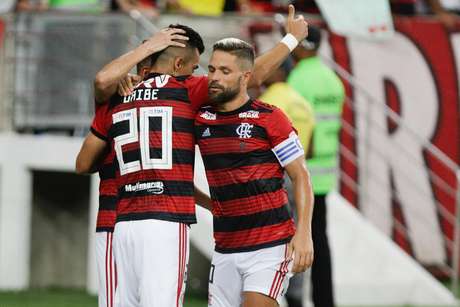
[0,0,459,306]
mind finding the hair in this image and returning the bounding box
[169,24,205,54]
[150,24,205,66]
[212,38,255,70]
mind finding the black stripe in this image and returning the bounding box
[147,117,194,133]
[96,227,114,233]
[109,120,130,140]
[118,180,194,198]
[99,195,117,211]
[116,211,196,224]
[109,117,194,139]
[99,163,116,180]
[210,177,283,202]
[195,124,267,140]
[215,237,291,254]
[91,127,108,142]
[122,148,194,165]
[213,205,291,232]
[202,150,277,170]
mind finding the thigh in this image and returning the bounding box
[208,252,242,307]
[135,220,189,307]
[95,232,116,307]
[113,222,138,307]
[242,244,293,306]
[242,291,278,307]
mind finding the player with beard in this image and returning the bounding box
[195,38,314,307]
[76,6,308,306]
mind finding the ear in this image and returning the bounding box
[173,57,185,74]
[242,70,252,85]
[140,67,149,78]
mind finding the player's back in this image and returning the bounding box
[104,73,208,225]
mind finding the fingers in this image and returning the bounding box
[288,4,295,21]
[119,79,131,96]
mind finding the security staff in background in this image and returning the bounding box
[287,25,345,307]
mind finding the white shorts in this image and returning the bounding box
[95,231,116,307]
[113,219,189,307]
[208,244,293,307]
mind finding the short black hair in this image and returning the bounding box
[169,24,205,54]
[212,38,255,69]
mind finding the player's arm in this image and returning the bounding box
[94,28,188,104]
[75,132,108,174]
[248,5,308,88]
[284,157,314,273]
[194,186,212,211]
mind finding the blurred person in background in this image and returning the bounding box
[391,0,458,28]
[287,25,345,307]
[111,0,160,17]
[259,63,315,307]
[16,0,109,11]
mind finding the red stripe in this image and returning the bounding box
[206,164,282,186]
[105,232,109,307]
[273,245,290,299]
[109,232,113,307]
[176,224,184,307]
[273,259,289,298]
[269,245,288,298]
[212,192,286,216]
[214,221,295,249]
[269,245,286,298]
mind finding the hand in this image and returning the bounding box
[285,4,309,42]
[142,27,189,55]
[287,229,314,273]
[117,74,142,96]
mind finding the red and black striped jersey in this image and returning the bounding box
[92,73,208,225]
[91,103,117,232]
[195,99,305,253]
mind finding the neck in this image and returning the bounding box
[149,63,174,76]
[216,91,250,112]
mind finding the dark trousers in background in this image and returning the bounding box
[311,194,335,307]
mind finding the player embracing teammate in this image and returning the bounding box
[76,5,313,307]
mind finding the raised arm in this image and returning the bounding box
[94,28,188,104]
[249,5,308,88]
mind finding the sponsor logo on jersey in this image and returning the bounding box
[200,111,217,120]
[124,181,164,194]
[238,110,259,119]
[202,127,211,137]
[236,123,253,139]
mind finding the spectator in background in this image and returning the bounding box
[391,0,458,28]
[17,0,109,11]
[111,0,159,17]
[16,0,48,11]
[287,25,344,307]
[259,63,315,307]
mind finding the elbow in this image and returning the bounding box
[75,157,91,175]
[94,72,110,92]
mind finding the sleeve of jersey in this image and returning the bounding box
[268,108,305,167]
[90,104,110,142]
[187,75,209,110]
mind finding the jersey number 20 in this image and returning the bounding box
[112,106,173,175]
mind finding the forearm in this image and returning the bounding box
[194,186,212,211]
[94,45,151,103]
[291,168,314,232]
[249,42,291,88]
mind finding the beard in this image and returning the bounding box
[208,78,241,105]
